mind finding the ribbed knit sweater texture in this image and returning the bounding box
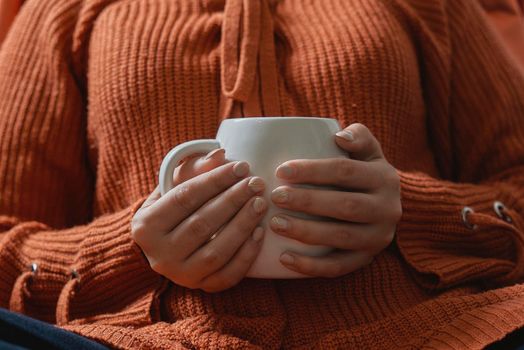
[1,0,524,349]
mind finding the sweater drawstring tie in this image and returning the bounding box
[219,0,281,118]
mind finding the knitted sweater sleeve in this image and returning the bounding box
[0,0,162,324]
[396,0,524,290]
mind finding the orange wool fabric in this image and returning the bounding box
[481,0,524,67]
[1,0,524,349]
[0,0,22,47]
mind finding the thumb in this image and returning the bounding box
[335,123,384,161]
[173,148,227,186]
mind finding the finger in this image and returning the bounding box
[275,158,387,191]
[271,186,379,223]
[141,185,161,209]
[183,195,267,272]
[133,186,163,252]
[199,227,265,292]
[171,177,266,260]
[335,123,384,161]
[138,150,226,215]
[269,215,392,251]
[279,250,373,278]
[174,148,227,186]
[141,161,251,233]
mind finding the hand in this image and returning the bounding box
[131,149,268,292]
[269,123,401,278]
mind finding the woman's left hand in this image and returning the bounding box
[270,123,402,278]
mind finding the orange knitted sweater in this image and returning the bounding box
[1,0,524,349]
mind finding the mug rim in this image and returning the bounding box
[221,116,338,122]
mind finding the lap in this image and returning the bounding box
[0,308,107,350]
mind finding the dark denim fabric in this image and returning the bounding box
[0,308,108,350]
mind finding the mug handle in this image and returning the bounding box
[159,139,221,196]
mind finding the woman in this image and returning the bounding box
[1,0,524,349]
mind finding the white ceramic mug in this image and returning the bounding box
[159,117,348,278]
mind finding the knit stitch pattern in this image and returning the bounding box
[1,0,524,349]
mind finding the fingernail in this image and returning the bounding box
[252,227,264,242]
[204,148,225,160]
[280,253,294,265]
[276,164,295,179]
[252,197,267,214]
[248,177,265,193]
[271,188,289,204]
[233,161,249,177]
[336,130,354,142]
[271,216,289,230]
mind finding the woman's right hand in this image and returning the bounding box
[131,149,267,292]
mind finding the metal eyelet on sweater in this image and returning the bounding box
[70,269,80,281]
[29,262,38,274]
[461,207,477,230]
[493,201,512,223]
